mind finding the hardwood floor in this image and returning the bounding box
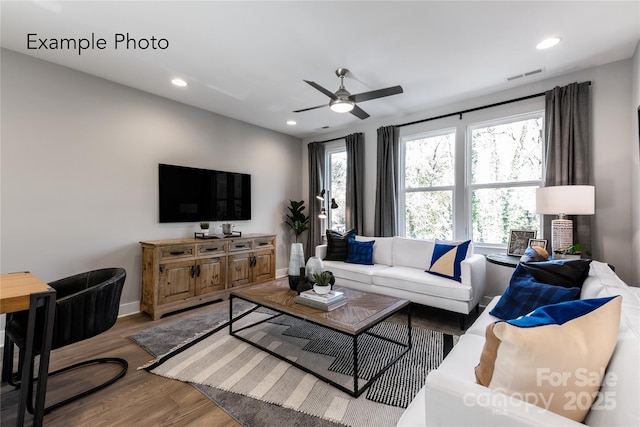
[1,297,475,426]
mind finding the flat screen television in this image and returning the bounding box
[159,163,251,223]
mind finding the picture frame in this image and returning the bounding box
[528,238,548,251]
[507,229,537,256]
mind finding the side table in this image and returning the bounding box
[485,253,520,297]
[486,253,520,268]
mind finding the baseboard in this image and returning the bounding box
[481,295,493,308]
[118,300,141,318]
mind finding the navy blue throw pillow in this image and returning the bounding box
[490,264,580,320]
[344,237,375,265]
[520,259,592,289]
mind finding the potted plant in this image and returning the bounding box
[312,271,333,295]
[554,243,583,259]
[285,200,310,243]
[200,222,210,236]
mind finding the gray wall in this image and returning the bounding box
[1,49,302,315]
[303,58,638,287]
[631,42,640,287]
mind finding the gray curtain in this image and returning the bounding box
[345,132,364,233]
[307,142,325,259]
[543,81,591,253]
[374,125,399,237]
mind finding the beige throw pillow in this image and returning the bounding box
[475,296,621,422]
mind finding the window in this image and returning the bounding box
[399,129,456,240]
[399,110,544,246]
[469,114,544,245]
[325,146,346,232]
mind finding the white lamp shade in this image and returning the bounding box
[536,185,595,215]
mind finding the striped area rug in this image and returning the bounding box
[144,310,454,427]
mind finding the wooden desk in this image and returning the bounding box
[1,273,56,427]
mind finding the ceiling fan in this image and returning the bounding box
[293,68,403,120]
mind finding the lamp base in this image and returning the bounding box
[551,218,573,254]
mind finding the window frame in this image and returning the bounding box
[324,141,347,233]
[398,127,457,240]
[397,103,546,251]
[465,110,545,248]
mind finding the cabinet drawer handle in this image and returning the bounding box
[170,251,185,255]
[235,244,246,248]
[258,242,269,246]
[205,248,218,251]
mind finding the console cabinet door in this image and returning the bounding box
[228,253,251,287]
[158,260,196,304]
[197,256,226,294]
[252,249,275,283]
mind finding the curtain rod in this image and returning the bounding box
[396,81,591,128]
[312,131,362,144]
[313,135,347,144]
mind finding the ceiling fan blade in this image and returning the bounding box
[350,104,370,120]
[304,80,337,99]
[293,104,327,113]
[350,85,403,103]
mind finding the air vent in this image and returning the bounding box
[524,68,544,77]
[506,67,545,82]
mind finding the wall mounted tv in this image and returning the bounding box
[159,163,251,223]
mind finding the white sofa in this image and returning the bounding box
[315,236,487,328]
[398,260,640,427]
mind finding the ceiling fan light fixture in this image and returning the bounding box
[329,98,355,113]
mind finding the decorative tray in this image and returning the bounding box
[194,231,242,239]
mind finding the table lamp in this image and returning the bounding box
[535,185,595,253]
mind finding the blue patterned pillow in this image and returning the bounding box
[489,264,580,320]
[345,237,375,265]
[426,240,470,282]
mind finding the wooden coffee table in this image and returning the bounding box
[229,278,411,397]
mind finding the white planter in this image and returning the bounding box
[313,284,331,295]
[288,243,305,277]
[554,254,581,260]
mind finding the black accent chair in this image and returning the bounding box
[2,268,128,414]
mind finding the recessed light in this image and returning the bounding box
[287,120,297,126]
[536,37,561,50]
[171,78,188,87]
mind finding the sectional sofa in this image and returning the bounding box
[398,260,640,426]
[315,235,487,328]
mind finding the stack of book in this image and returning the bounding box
[295,289,347,311]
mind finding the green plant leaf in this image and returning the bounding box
[285,200,310,238]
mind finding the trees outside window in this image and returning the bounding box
[400,111,544,246]
[326,147,346,233]
[470,114,543,244]
[400,130,455,240]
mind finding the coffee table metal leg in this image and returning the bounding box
[353,335,359,396]
[408,304,412,348]
[228,295,233,335]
